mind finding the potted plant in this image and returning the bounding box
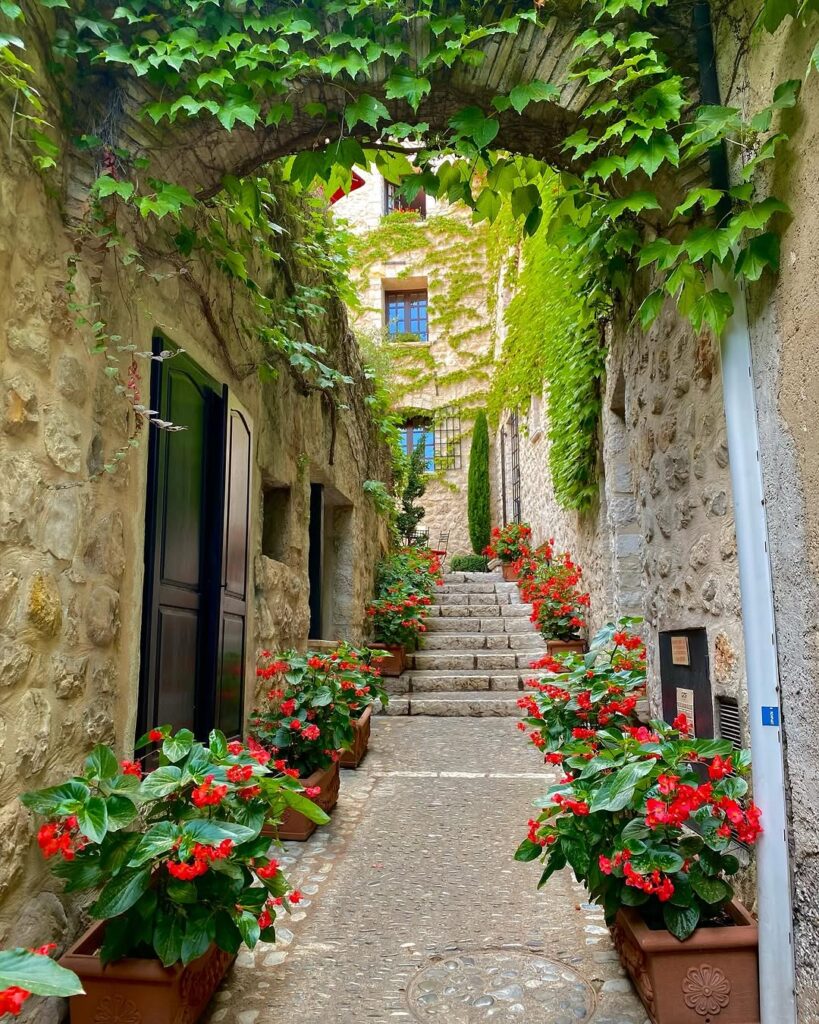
[251,651,354,840]
[518,547,590,655]
[515,624,761,1024]
[365,548,441,674]
[22,729,317,1023]
[0,944,83,1016]
[328,642,391,768]
[483,522,533,581]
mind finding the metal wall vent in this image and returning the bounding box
[716,696,743,749]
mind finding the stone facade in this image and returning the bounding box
[337,171,507,556]
[0,105,389,988]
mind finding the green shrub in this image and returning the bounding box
[450,554,490,573]
[467,411,491,555]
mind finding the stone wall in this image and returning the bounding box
[715,9,819,1015]
[337,171,505,557]
[0,94,389,996]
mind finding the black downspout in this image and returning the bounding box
[692,1,732,201]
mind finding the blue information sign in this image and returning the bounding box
[761,706,780,727]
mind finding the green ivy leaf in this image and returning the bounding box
[449,106,499,149]
[637,290,664,330]
[93,175,134,201]
[508,80,560,114]
[603,191,661,219]
[690,289,734,336]
[673,188,725,219]
[344,93,389,130]
[750,78,801,132]
[215,97,261,131]
[735,232,780,281]
[385,68,431,111]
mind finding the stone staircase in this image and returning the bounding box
[382,571,548,716]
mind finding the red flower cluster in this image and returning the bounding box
[190,775,228,808]
[167,838,234,880]
[227,764,254,783]
[553,794,589,815]
[256,858,280,879]
[120,760,143,779]
[37,818,82,861]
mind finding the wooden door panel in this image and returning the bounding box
[161,368,207,588]
[223,407,251,598]
[214,400,251,737]
[216,613,245,736]
[156,607,198,732]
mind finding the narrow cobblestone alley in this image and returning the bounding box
[206,717,648,1024]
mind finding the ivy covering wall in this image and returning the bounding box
[488,186,607,512]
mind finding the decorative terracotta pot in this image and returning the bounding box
[263,760,341,842]
[546,638,587,658]
[59,920,234,1024]
[340,705,372,769]
[377,643,407,677]
[611,901,759,1024]
[501,562,518,582]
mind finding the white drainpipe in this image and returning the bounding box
[718,269,797,1023]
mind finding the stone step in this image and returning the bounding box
[428,604,531,618]
[442,572,504,584]
[424,616,534,634]
[383,690,522,717]
[439,581,515,596]
[419,633,545,652]
[435,591,516,606]
[410,651,547,672]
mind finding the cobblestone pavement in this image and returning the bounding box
[205,718,648,1024]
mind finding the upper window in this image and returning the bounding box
[384,181,426,218]
[385,289,429,343]
[399,417,435,473]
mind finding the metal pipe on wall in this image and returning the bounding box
[694,4,797,1019]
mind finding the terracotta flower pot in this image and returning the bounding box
[59,920,234,1024]
[264,760,341,842]
[340,705,372,769]
[377,643,407,677]
[546,638,587,658]
[611,901,759,1024]
[501,562,519,582]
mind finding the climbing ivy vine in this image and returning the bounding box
[0,0,817,487]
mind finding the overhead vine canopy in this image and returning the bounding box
[3,0,817,351]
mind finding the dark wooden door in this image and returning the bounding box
[139,342,251,740]
[308,483,324,638]
[214,398,252,736]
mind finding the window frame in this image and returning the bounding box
[384,181,427,218]
[384,289,429,343]
[398,416,435,473]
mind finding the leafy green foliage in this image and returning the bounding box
[23,733,304,966]
[515,622,761,940]
[395,445,427,544]
[489,181,606,511]
[0,948,83,997]
[449,554,490,573]
[467,411,491,555]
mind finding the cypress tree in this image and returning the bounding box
[467,411,491,555]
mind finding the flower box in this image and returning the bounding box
[377,643,407,677]
[501,562,519,582]
[611,901,759,1024]
[546,639,587,658]
[60,921,235,1024]
[264,760,340,842]
[340,706,372,769]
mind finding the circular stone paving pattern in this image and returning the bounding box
[406,949,596,1023]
